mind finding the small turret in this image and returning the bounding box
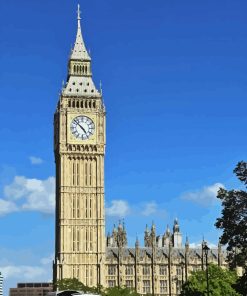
[116,220,127,248]
[162,225,171,247]
[185,236,189,250]
[118,220,123,230]
[135,236,140,249]
[151,222,156,238]
[151,222,156,248]
[173,218,180,233]
[113,224,117,234]
[145,224,150,234]
[122,221,127,247]
[109,224,117,247]
[135,236,140,261]
[144,224,151,247]
[106,232,111,247]
[172,218,182,248]
[166,225,171,236]
[123,221,127,233]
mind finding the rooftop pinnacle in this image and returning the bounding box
[70,4,90,61]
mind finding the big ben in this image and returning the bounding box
[54,5,106,287]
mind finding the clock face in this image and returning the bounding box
[70,116,95,140]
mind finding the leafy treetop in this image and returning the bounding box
[180,264,240,296]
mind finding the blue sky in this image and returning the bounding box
[0,0,247,294]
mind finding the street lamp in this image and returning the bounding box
[202,243,210,296]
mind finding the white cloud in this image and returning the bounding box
[0,199,18,216]
[181,183,225,207]
[189,242,201,248]
[2,176,55,215]
[106,200,130,218]
[189,241,217,249]
[0,251,53,295]
[141,201,157,216]
[40,254,54,266]
[29,156,43,165]
[105,199,167,219]
[0,265,47,280]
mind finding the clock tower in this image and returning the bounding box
[54,5,106,287]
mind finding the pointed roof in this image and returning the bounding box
[62,5,101,97]
[70,4,91,61]
[145,224,149,234]
[112,224,117,233]
[165,224,171,235]
[135,236,140,248]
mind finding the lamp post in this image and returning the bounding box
[151,229,155,296]
[168,241,172,296]
[202,243,210,296]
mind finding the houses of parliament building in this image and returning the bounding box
[53,5,227,295]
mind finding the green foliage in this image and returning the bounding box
[233,271,247,296]
[215,161,247,295]
[55,279,140,296]
[180,264,240,296]
[102,286,140,296]
[55,278,97,293]
[55,278,85,291]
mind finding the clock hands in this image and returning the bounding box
[75,119,87,134]
[71,116,95,140]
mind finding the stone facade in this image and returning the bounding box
[105,221,227,295]
[53,5,227,295]
[53,5,105,288]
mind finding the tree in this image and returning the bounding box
[55,278,85,291]
[234,270,247,296]
[215,161,247,294]
[102,287,140,296]
[55,279,140,296]
[180,264,240,296]
[55,278,97,293]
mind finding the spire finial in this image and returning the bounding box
[77,4,81,30]
[77,4,81,21]
[135,235,140,247]
[100,80,103,95]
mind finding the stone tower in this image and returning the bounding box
[53,5,106,287]
[172,218,182,248]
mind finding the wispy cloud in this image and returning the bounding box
[29,156,43,165]
[189,241,217,249]
[181,183,225,207]
[141,201,157,216]
[106,200,130,218]
[0,199,18,216]
[40,254,54,266]
[0,265,47,280]
[105,199,167,220]
[0,176,55,216]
